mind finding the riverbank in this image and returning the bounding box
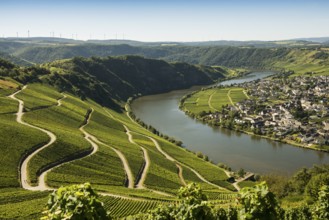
[179,78,329,154]
[130,71,329,174]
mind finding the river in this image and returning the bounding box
[131,71,329,174]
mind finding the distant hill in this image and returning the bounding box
[11,44,291,68]
[293,37,329,43]
[0,51,33,66]
[4,37,84,44]
[1,37,329,75]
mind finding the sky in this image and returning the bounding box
[0,0,329,42]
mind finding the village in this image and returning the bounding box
[207,75,329,150]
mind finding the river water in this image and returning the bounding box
[131,71,329,174]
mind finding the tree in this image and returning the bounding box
[174,183,214,220]
[41,183,111,220]
[238,182,283,220]
[261,174,292,199]
[238,168,246,178]
[290,168,311,194]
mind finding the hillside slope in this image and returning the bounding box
[0,57,235,218]
[1,56,226,110]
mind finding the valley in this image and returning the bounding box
[0,41,329,219]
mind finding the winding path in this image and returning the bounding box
[105,108,231,191]
[176,164,186,186]
[208,91,220,112]
[89,136,135,189]
[243,90,250,99]
[9,86,57,190]
[30,108,99,191]
[57,94,67,107]
[123,125,174,197]
[8,87,173,201]
[104,109,188,188]
[8,87,101,191]
[128,129,228,190]
[139,134,186,186]
[123,113,228,190]
[227,89,237,110]
[123,125,150,189]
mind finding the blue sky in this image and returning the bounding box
[1,0,328,41]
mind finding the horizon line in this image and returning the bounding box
[1,36,329,43]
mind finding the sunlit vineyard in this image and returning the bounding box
[101,196,167,218]
[0,72,242,218]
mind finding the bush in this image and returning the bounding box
[237,168,245,178]
[238,182,283,220]
[196,152,204,159]
[41,183,111,220]
[139,183,215,220]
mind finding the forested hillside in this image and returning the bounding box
[0,56,226,110]
[2,42,327,75]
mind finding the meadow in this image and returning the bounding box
[182,87,247,116]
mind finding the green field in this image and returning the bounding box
[182,87,247,116]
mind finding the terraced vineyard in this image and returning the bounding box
[101,196,166,218]
[0,188,48,219]
[133,133,182,194]
[0,80,239,218]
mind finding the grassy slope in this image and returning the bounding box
[15,83,62,110]
[133,134,182,194]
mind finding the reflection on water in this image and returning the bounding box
[132,71,329,174]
